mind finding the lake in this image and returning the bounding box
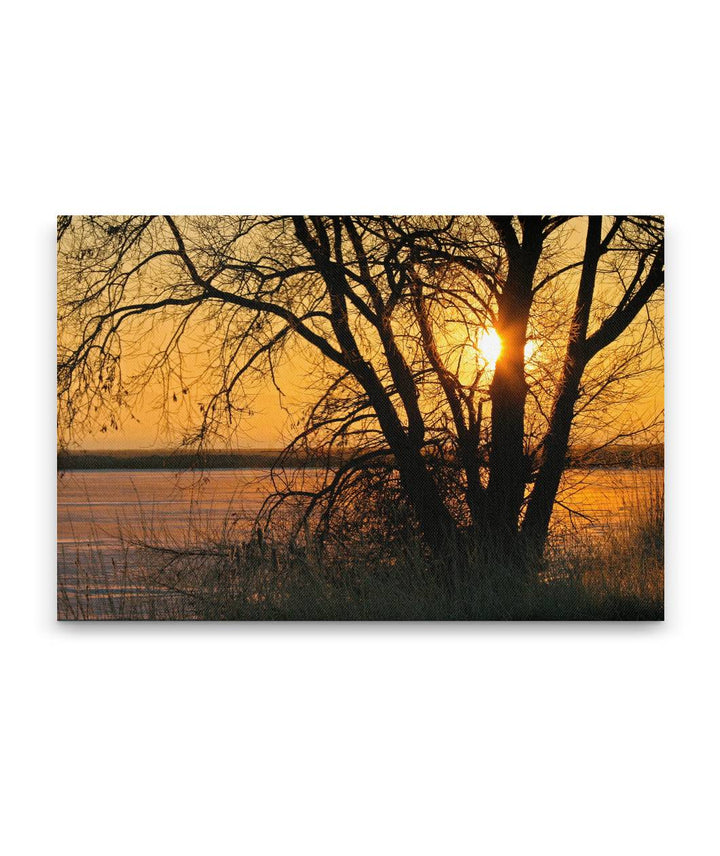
[57,467,662,617]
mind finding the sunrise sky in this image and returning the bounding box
[58,216,664,452]
[71,319,663,451]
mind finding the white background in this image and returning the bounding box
[2,2,718,854]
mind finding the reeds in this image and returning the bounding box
[58,470,663,621]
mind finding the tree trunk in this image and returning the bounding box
[521,216,603,554]
[293,216,458,556]
[485,328,530,544]
[484,219,542,548]
[356,365,458,554]
[520,365,584,554]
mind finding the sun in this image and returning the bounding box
[475,328,537,369]
[475,328,503,367]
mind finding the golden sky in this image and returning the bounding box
[59,216,664,451]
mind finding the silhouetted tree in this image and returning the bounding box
[58,215,663,573]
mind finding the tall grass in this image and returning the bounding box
[58,470,663,621]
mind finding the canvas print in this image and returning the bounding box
[57,216,664,620]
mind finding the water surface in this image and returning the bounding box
[57,466,661,617]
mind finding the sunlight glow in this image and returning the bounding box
[475,328,536,369]
[476,329,503,367]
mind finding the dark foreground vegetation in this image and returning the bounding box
[58,473,663,621]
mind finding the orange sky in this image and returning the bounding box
[73,324,663,451]
[60,217,664,452]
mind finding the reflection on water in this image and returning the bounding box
[57,467,662,617]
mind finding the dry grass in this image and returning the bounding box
[58,471,663,621]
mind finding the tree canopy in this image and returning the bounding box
[58,215,664,566]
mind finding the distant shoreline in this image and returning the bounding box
[57,445,664,471]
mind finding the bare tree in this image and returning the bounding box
[58,215,663,574]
